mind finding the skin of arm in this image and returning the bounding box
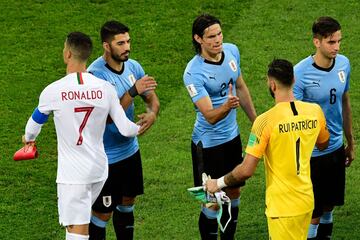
[195,83,240,125]
[342,92,355,166]
[236,75,257,123]
[137,90,160,135]
[206,153,260,193]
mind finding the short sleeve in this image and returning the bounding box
[344,61,351,92]
[293,67,304,100]
[183,71,209,103]
[316,106,330,144]
[245,115,270,158]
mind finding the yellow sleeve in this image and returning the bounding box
[245,114,270,159]
[316,106,330,144]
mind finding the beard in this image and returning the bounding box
[110,51,130,63]
[269,87,275,99]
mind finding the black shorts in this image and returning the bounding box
[311,145,346,218]
[92,150,144,213]
[191,135,245,187]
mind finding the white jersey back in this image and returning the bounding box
[37,72,139,184]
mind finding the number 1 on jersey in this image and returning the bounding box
[295,137,300,175]
[74,106,94,145]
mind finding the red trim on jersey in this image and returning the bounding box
[77,72,84,85]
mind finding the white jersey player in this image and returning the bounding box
[22,32,140,240]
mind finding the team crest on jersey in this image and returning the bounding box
[103,196,112,207]
[128,74,136,85]
[229,60,237,72]
[338,70,346,83]
[186,84,198,97]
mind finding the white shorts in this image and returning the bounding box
[57,181,105,226]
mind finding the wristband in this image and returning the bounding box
[217,176,227,189]
[128,84,138,98]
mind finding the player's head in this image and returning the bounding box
[267,59,294,99]
[312,17,341,59]
[63,32,92,64]
[101,20,131,63]
[192,14,223,56]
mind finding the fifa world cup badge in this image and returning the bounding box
[338,70,346,83]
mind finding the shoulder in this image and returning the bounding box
[184,55,203,75]
[294,56,312,71]
[336,54,350,66]
[223,43,240,56]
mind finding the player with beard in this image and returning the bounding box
[87,21,159,240]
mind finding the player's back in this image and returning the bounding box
[39,72,114,184]
[257,101,326,217]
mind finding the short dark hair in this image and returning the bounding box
[66,32,92,62]
[192,14,221,54]
[312,16,341,39]
[267,59,294,87]
[101,20,129,43]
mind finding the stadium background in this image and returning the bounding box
[0,0,359,239]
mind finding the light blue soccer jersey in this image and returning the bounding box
[88,57,145,164]
[183,43,241,148]
[293,54,350,156]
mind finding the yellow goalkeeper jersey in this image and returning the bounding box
[245,101,329,217]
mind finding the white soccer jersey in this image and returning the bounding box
[26,72,139,184]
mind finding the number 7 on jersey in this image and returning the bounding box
[74,106,94,145]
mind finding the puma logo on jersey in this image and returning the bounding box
[338,70,346,83]
[311,80,320,88]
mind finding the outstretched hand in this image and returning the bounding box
[134,75,157,95]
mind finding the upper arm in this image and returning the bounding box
[293,68,304,100]
[245,115,270,158]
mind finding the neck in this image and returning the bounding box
[66,60,87,74]
[313,52,333,68]
[103,53,124,71]
[275,90,295,104]
[201,51,222,62]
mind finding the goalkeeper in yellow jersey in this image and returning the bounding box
[206,59,330,240]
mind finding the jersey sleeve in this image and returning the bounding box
[227,43,241,76]
[316,105,330,144]
[183,71,209,103]
[344,61,351,92]
[293,66,304,100]
[245,114,270,158]
[106,83,140,137]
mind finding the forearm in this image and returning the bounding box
[203,104,232,125]
[143,91,160,116]
[120,92,134,110]
[25,117,43,142]
[237,86,256,123]
[343,100,355,147]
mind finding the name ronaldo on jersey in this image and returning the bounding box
[61,90,103,101]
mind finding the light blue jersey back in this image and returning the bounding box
[88,57,145,163]
[293,54,350,156]
[183,43,241,148]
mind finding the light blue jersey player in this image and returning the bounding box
[87,21,159,240]
[184,14,256,240]
[293,17,355,240]
[294,54,350,157]
[184,42,241,148]
[88,56,144,163]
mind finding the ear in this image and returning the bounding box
[194,34,203,45]
[270,79,277,92]
[103,42,110,52]
[313,37,320,48]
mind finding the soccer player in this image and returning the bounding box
[183,14,256,240]
[21,32,140,240]
[293,17,355,240]
[206,59,330,240]
[87,21,159,240]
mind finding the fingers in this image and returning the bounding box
[135,75,157,94]
[228,83,233,96]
